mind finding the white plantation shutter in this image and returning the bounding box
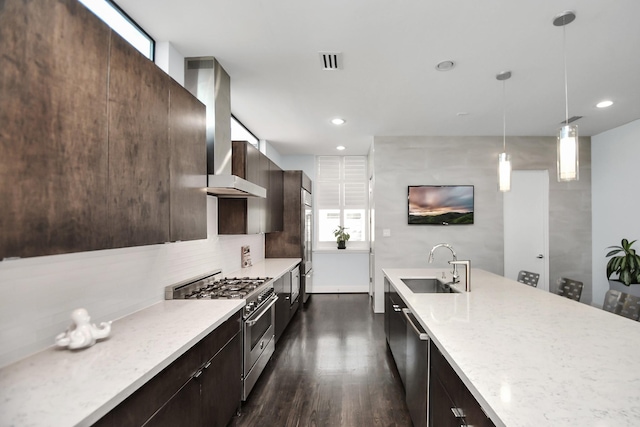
[316,156,368,247]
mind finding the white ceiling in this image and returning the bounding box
[116,0,640,155]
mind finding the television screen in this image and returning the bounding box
[408,185,474,225]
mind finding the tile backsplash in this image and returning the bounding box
[0,197,264,368]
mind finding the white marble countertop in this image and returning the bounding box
[0,299,244,427]
[0,258,301,427]
[227,258,301,280]
[383,268,640,427]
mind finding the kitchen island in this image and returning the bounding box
[384,268,640,427]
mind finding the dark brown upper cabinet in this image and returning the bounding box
[0,0,207,260]
[108,34,171,248]
[0,0,111,259]
[168,79,207,242]
[218,141,283,235]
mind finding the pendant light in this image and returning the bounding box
[497,71,512,192]
[554,11,579,182]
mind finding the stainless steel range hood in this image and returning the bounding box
[185,57,266,198]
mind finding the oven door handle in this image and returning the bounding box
[245,295,278,326]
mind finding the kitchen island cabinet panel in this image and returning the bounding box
[168,79,207,242]
[430,341,495,427]
[107,34,170,248]
[0,0,110,259]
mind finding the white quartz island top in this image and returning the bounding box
[383,268,640,427]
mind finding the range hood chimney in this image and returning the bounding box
[184,57,266,198]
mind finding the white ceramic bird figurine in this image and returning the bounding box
[55,308,111,350]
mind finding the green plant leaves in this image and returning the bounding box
[606,238,640,286]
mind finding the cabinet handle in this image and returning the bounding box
[402,308,429,340]
[193,369,203,379]
[451,407,465,418]
[392,304,402,312]
[204,361,211,369]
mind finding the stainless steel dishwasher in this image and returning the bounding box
[403,308,429,427]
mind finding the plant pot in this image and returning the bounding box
[609,280,640,298]
[337,240,346,249]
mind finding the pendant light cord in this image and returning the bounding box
[563,23,569,125]
[502,80,507,151]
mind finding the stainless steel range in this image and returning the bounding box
[165,270,277,400]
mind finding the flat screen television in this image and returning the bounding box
[408,185,474,225]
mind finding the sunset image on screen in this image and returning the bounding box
[408,186,474,225]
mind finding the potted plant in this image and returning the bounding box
[333,226,350,249]
[606,238,640,296]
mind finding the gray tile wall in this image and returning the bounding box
[372,135,591,311]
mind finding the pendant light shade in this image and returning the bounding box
[554,11,579,182]
[498,152,512,192]
[557,124,579,181]
[497,70,512,192]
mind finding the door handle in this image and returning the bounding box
[537,254,544,259]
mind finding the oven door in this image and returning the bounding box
[243,295,277,380]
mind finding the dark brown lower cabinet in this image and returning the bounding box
[201,332,242,426]
[429,341,496,427]
[94,311,241,427]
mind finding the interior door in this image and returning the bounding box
[504,170,549,290]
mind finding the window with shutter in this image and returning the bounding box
[316,156,369,249]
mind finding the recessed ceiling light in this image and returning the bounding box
[596,100,613,108]
[331,118,346,125]
[336,145,346,151]
[435,60,455,71]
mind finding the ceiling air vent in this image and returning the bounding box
[560,115,583,125]
[319,52,343,70]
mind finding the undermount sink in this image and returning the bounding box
[400,278,460,293]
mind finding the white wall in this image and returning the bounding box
[592,119,640,305]
[372,136,592,312]
[155,41,185,85]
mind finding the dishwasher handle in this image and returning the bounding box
[402,308,429,341]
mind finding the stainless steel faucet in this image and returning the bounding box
[428,243,458,282]
[449,260,471,292]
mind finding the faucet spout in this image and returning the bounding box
[428,243,458,282]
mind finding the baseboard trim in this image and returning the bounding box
[307,285,369,293]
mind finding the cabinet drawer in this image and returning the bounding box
[197,310,242,363]
[430,341,496,427]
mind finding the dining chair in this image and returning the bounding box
[618,293,640,321]
[557,278,583,301]
[517,270,540,287]
[602,289,622,313]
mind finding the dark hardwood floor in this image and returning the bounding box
[229,294,412,427]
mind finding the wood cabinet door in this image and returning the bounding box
[267,159,284,232]
[0,0,110,259]
[168,79,207,242]
[200,333,242,427]
[429,376,459,427]
[144,378,202,427]
[107,34,170,248]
